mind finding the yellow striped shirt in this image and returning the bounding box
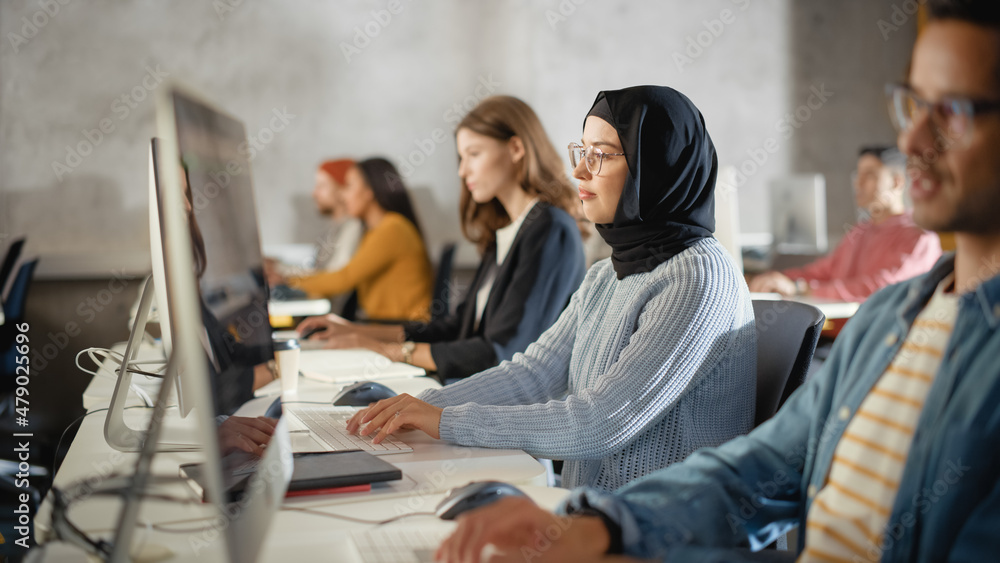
[799,275,958,562]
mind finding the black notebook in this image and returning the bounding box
[181,450,403,501]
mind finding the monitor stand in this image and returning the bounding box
[103,275,198,452]
[108,342,184,562]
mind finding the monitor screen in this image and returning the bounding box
[152,85,291,562]
[171,93,274,417]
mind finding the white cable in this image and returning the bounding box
[75,347,168,407]
[74,348,167,380]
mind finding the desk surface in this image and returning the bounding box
[267,298,331,319]
[750,292,860,321]
[37,344,550,561]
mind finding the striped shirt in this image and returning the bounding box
[799,274,958,562]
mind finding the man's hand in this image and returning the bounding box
[345,393,443,443]
[435,496,611,563]
[748,271,799,296]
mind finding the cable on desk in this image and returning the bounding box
[281,505,437,526]
[49,405,168,491]
[75,347,168,380]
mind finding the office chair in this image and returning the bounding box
[752,299,825,427]
[0,237,26,299]
[431,243,457,322]
[346,243,458,326]
[2,259,39,386]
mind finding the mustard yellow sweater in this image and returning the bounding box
[290,212,432,321]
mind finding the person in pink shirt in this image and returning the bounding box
[750,146,942,302]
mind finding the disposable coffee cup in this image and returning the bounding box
[274,339,300,396]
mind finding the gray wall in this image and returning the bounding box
[0,0,916,272]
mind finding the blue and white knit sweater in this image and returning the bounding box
[418,238,756,491]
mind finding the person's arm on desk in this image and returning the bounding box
[297,315,441,371]
[436,496,621,563]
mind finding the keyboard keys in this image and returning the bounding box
[287,406,412,455]
[352,526,452,563]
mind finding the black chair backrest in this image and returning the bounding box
[0,238,26,299]
[3,259,39,321]
[752,299,825,427]
[431,243,457,322]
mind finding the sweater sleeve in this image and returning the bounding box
[416,267,592,408]
[289,217,402,297]
[427,212,585,381]
[424,252,750,461]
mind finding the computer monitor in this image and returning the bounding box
[769,174,829,255]
[104,140,202,452]
[145,83,292,562]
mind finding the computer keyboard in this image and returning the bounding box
[351,525,453,563]
[286,405,412,455]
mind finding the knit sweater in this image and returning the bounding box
[289,212,433,321]
[418,237,757,491]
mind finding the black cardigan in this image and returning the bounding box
[404,202,586,381]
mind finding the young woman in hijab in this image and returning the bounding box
[274,157,434,322]
[296,96,587,382]
[345,86,757,491]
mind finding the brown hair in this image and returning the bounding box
[456,95,579,252]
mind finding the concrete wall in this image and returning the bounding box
[0,0,915,275]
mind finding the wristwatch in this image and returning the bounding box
[266,359,280,380]
[401,341,416,364]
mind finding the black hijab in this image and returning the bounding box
[587,86,717,279]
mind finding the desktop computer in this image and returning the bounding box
[770,174,829,255]
[136,84,292,562]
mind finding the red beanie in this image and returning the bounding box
[319,159,355,185]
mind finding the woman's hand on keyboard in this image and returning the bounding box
[345,394,443,443]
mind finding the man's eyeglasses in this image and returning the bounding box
[885,83,1000,147]
[568,143,625,176]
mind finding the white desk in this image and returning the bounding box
[35,345,551,561]
[267,298,331,319]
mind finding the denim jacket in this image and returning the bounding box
[562,254,1000,561]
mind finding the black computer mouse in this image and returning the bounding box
[434,481,527,520]
[332,381,398,407]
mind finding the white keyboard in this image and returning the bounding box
[351,525,453,563]
[286,405,412,455]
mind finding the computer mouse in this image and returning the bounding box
[434,481,526,520]
[299,326,324,340]
[332,381,398,407]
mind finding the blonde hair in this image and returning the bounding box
[457,95,578,252]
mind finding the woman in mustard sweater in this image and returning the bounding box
[277,158,432,321]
